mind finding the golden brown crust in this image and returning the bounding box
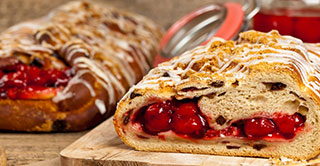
[0,83,108,131]
[0,1,162,131]
[114,30,320,160]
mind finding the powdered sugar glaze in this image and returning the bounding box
[0,1,162,114]
[129,30,320,100]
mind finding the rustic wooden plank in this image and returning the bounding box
[26,157,60,166]
[60,118,272,166]
[0,132,86,166]
[0,145,5,166]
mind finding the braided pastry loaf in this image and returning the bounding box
[114,31,320,159]
[0,1,162,131]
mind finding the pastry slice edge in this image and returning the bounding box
[114,30,320,160]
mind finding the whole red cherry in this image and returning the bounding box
[143,101,174,134]
[244,118,276,139]
[171,102,207,138]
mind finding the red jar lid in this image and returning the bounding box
[155,2,245,66]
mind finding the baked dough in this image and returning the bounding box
[114,30,320,160]
[0,1,162,131]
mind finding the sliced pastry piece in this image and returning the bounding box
[0,1,162,131]
[114,30,320,159]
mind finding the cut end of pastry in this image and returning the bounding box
[114,30,320,160]
[0,62,72,100]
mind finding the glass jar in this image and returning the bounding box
[253,0,320,43]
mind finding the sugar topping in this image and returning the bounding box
[0,1,162,114]
[127,30,320,101]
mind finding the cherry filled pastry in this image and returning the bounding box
[0,64,72,99]
[0,1,162,131]
[133,100,305,140]
[114,31,320,160]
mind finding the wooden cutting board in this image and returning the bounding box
[0,145,6,166]
[60,117,272,166]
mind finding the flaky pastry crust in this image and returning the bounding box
[0,1,162,131]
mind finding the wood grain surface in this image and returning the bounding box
[0,145,5,166]
[0,0,243,165]
[60,118,271,166]
[26,157,60,166]
[0,132,86,166]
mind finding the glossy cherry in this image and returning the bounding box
[293,113,305,127]
[243,118,276,139]
[273,114,296,134]
[134,100,306,141]
[171,102,207,138]
[143,101,174,133]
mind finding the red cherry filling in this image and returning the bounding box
[133,100,306,141]
[143,101,174,134]
[7,86,60,99]
[171,103,208,138]
[0,64,72,99]
[273,114,296,137]
[205,126,243,138]
[244,118,276,139]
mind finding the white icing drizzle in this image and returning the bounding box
[74,57,126,105]
[0,1,162,114]
[67,47,89,61]
[52,69,90,102]
[127,30,320,103]
[95,99,106,114]
[82,79,96,97]
[52,91,73,103]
